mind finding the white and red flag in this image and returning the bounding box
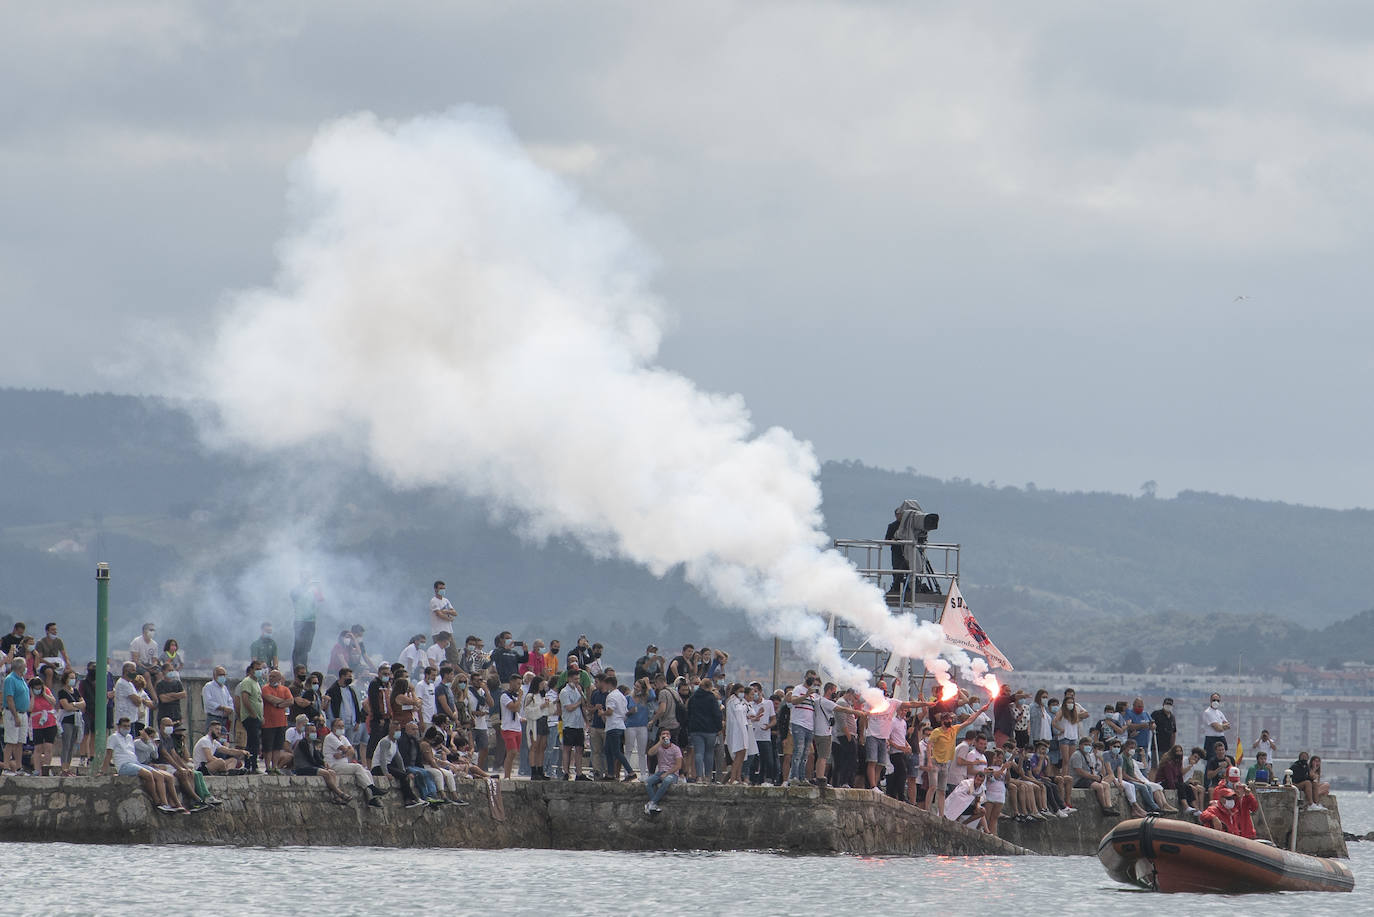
[940,581,1014,671]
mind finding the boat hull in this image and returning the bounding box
[1098,816,1354,894]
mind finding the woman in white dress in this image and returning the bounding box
[724,683,756,784]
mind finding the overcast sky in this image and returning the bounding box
[5,2,1374,509]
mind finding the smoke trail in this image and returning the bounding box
[195,107,952,688]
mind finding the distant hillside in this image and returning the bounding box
[2,388,1372,673]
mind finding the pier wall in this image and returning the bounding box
[0,775,1024,857]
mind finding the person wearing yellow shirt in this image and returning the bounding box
[925,701,990,815]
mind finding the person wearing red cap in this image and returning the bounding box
[1210,764,1243,803]
[1228,781,1259,839]
[1199,786,1241,833]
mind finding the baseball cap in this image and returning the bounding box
[1227,766,1241,782]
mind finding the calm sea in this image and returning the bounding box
[11,795,1374,916]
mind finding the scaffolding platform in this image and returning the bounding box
[828,535,960,696]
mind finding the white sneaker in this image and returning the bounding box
[650,803,662,812]
[1308,803,1326,811]
[1056,809,1069,818]
[643,802,652,815]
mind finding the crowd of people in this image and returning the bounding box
[0,580,1338,831]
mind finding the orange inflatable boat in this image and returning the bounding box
[1098,815,1354,894]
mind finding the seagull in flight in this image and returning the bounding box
[1233,295,1248,301]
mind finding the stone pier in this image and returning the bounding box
[0,775,1025,856]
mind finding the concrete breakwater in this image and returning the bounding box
[0,775,1025,857]
[0,775,1346,859]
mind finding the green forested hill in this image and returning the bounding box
[2,389,1371,672]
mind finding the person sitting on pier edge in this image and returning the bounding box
[371,726,424,808]
[1289,751,1325,811]
[133,725,201,811]
[290,714,351,805]
[98,716,185,813]
[943,769,989,831]
[644,727,683,814]
[1069,737,1114,813]
[323,717,385,806]
[191,721,246,774]
[151,720,217,809]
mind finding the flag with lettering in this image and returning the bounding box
[940,581,1014,671]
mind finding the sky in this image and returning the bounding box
[5,1,1374,509]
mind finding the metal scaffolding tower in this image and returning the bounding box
[829,528,960,698]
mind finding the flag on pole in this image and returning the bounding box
[940,581,1014,671]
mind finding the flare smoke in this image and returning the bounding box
[197,108,953,688]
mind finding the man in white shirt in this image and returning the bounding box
[427,633,452,669]
[129,623,160,679]
[398,635,429,677]
[943,771,988,830]
[602,678,635,781]
[748,683,776,785]
[192,721,247,774]
[202,666,236,735]
[1201,692,1231,760]
[559,667,587,780]
[323,717,385,806]
[285,714,313,750]
[99,716,181,811]
[499,674,524,780]
[428,580,456,668]
[417,667,439,723]
[953,734,988,788]
[811,684,838,785]
[113,663,148,726]
[786,677,817,784]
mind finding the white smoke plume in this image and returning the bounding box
[196,107,953,689]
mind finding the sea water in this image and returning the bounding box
[11,795,1374,916]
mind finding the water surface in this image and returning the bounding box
[12,795,1374,916]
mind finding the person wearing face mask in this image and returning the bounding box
[325,667,364,746]
[260,668,295,774]
[1151,697,1177,755]
[136,724,205,811]
[1199,785,1244,834]
[202,666,236,737]
[1122,697,1154,762]
[35,622,70,683]
[129,622,161,685]
[98,717,184,812]
[157,718,219,807]
[193,721,247,775]
[1201,693,1231,762]
[323,717,386,806]
[250,622,279,671]
[236,662,265,773]
[27,676,58,774]
[57,671,85,775]
[155,662,186,728]
[364,664,394,759]
[371,722,426,808]
[1053,690,1088,778]
[397,634,429,679]
[429,579,460,666]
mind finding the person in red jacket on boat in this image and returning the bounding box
[1199,785,1257,837]
[1228,781,1259,839]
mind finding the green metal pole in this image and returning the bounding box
[93,563,109,773]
